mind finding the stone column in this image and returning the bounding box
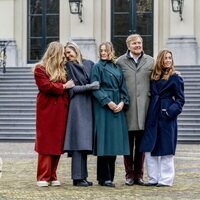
[166,0,198,65]
[0,0,17,67]
[69,0,97,62]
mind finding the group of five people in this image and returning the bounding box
[33,34,185,188]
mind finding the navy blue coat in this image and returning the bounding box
[140,74,185,156]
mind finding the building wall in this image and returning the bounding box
[0,0,200,67]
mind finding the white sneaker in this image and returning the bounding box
[37,181,49,187]
[51,180,61,186]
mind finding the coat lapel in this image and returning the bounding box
[124,59,137,71]
[137,56,147,71]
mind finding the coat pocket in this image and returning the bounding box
[161,109,171,120]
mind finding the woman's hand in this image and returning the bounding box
[107,101,117,111]
[113,101,124,113]
[63,80,75,89]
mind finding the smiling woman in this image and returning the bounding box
[91,42,130,187]
[140,49,185,187]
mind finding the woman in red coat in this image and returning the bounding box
[34,41,74,187]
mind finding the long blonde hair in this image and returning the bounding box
[38,41,66,82]
[99,42,116,63]
[151,49,175,81]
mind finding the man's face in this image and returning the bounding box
[128,37,143,56]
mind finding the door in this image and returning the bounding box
[27,0,59,63]
[111,0,153,57]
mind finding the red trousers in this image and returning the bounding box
[37,154,60,182]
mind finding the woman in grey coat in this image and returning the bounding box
[63,42,99,187]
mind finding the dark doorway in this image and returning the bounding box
[111,0,153,57]
[27,0,59,63]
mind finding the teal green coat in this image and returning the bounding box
[91,60,130,156]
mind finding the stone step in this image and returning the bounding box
[184,86,200,90]
[0,112,35,117]
[0,95,36,99]
[0,81,37,88]
[177,137,200,144]
[178,118,200,122]
[0,117,35,121]
[0,122,35,127]
[0,77,35,81]
[178,128,200,133]
[181,108,200,113]
[175,65,200,70]
[0,87,38,93]
[184,82,200,85]
[0,91,37,95]
[0,127,35,132]
[0,104,35,109]
[0,132,35,140]
[185,99,200,103]
[184,90,200,94]
[181,71,200,75]
[0,99,36,103]
[178,123,200,128]
[0,107,35,112]
[0,79,35,83]
[183,105,200,109]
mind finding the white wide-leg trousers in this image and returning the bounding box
[145,152,175,186]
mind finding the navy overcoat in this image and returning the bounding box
[140,74,185,156]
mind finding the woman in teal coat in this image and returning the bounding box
[91,42,129,187]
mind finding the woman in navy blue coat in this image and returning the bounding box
[140,49,185,187]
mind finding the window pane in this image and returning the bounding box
[46,0,59,13]
[137,13,153,35]
[113,37,127,57]
[30,0,43,14]
[111,0,153,57]
[46,15,59,36]
[29,38,43,60]
[31,16,42,36]
[136,0,153,12]
[28,0,59,63]
[142,36,153,56]
[114,0,129,12]
[46,38,59,45]
[114,14,129,35]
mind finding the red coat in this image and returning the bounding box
[34,64,69,155]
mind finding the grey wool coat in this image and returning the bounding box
[116,51,154,131]
[63,60,94,153]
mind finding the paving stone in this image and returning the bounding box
[0,142,200,200]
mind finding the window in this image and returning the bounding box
[111,0,153,57]
[27,0,59,63]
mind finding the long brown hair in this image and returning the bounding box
[151,49,175,81]
[99,42,116,63]
[35,41,66,82]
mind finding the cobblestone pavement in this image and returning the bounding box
[0,142,200,200]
